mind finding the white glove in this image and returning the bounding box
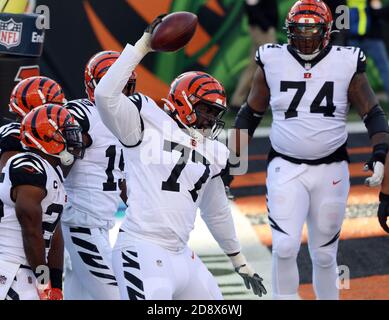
[134,32,153,57]
[364,161,385,187]
[364,143,388,187]
[228,252,267,297]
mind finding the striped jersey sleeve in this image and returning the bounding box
[64,99,94,133]
[9,153,47,190]
[0,122,24,155]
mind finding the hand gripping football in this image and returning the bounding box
[150,12,198,52]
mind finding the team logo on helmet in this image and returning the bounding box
[0,18,22,49]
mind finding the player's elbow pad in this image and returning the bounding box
[363,105,389,138]
[234,102,264,137]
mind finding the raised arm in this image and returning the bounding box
[94,43,145,146]
[95,16,165,147]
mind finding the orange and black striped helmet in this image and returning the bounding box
[286,0,333,55]
[9,76,67,118]
[163,71,227,139]
[84,51,137,102]
[20,104,84,165]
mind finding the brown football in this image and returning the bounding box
[150,12,198,52]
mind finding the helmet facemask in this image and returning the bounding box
[61,123,85,161]
[287,22,327,56]
[43,120,85,166]
[192,100,226,140]
[164,71,227,140]
[285,0,333,60]
[163,93,226,141]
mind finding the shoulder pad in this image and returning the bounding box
[9,153,47,189]
[64,99,94,133]
[333,46,366,74]
[255,43,283,68]
[0,122,23,155]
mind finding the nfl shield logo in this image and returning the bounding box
[0,19,23,49]
[0,275,7,285]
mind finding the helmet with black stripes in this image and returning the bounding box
[162,71,227,140]
[84,51,137,102]
[286,0,333,56]
[9,76,67,118]
[20,104,85,166]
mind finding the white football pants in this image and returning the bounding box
[266,158,350,300]
[112,231,223,300]
[62,225,120,300]
[0,265,39,300]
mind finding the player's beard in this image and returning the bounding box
[292,36,322,56]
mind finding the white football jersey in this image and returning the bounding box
[257,44,366,159]
[61,99,125,229]
[0,152,66,265]
[120,93,230,251]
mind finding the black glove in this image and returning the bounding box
[378,192,389,233]
[235,264,267,298]
[145,14,167,34]
[229,252,267,298]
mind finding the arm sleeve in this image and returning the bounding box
[199,176,241,255]
[94,44,144,146]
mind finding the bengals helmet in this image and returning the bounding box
[85,51,137,102]
[286,0,333,56]
[20,104,85,166]
[162,71,227,140]
[9,76,67,118]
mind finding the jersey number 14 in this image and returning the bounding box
[103,145,124,191]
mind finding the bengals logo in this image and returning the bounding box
[14,65,40,82]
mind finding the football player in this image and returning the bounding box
[60,51,135,300]
[0,104,84,300]
[94,16,266,300]
[233,0,389,299]
[0,76,66,170]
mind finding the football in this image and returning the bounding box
[150,12,198,52]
